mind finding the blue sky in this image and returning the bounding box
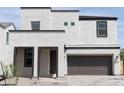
[0,7,124,48]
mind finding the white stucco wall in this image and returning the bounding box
[21,9,52,30]
[21,9,80,45]
[51,12,80,44]
[9,32,65,46]
[21,8,118,46]
[79,20,118,45]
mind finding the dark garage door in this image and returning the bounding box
[67,56,112,75]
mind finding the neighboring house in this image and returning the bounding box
[0,7,121,78]
[0,22,15,74]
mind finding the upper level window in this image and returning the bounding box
[6,32,9,44]
[31,21,40,30]
[64,22,68,26]
[71,22,75,26]
[24,48,33,67]
[97,21,107,37]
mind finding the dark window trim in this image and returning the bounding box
[97,21,107,37]
[24,48,33,67]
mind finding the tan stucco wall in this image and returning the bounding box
[16,48,32,77]
[39,48,50,77]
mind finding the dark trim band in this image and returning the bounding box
[21,7,79,12]
[79,16,118,20]
[9,30,65,33]
[51,10,79,12]
[66,47,120,49]
[21,7,51,9]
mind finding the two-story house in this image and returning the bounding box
[0,7,120,78]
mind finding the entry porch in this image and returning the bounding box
[13,46,66,78]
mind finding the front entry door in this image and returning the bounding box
[50,50,57,75]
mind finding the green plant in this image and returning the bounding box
[4,64,17,78]
[4,65,9,77]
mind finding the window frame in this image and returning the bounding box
[24,48,33,67]
[64,22,68,26]
[31,21,40,30]
[71,22,75,26]
[6,32,9,44]
[97,21,107,37]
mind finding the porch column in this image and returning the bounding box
[57,44,65,78]
[64,53,67,76]
[33,46,38,77]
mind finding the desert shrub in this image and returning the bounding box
[4,64,17,78]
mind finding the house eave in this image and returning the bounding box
[79,16,118,20]
[21,7,51,9]
[51,10,79,12]
[65,47,120,49]
[9,30,65,33]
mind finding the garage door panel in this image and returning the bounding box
[68,66,108,70]
[68,66,109,75]
[68,56,112,75]
[68,70,108,75]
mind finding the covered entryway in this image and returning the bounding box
[14,47,34,78]
[67,55,112,75]
[38,47,58,77]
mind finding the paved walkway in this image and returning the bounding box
[1,75,124,86]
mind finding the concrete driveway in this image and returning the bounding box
[67,75,124,86]
[1,75,124,86]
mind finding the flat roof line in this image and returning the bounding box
[79,15,118,20]
[9,30,65,33]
